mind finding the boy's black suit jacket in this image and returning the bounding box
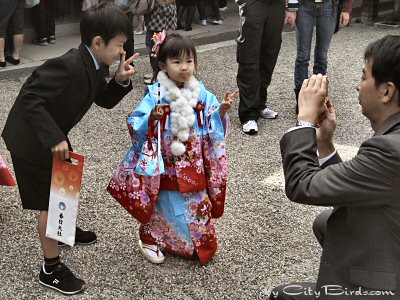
[280,112,400,297]
[2,44,132,167]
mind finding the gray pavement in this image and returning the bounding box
[1,23,399,300]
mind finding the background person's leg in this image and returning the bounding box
[0,38,5,67]
[185,1,196,31]
[197,0,207,24]
[313,1,336,75]
[123,11,135,59]
[236,0,267,124]
[294,2,315,90]
[31,1,48,45]
[259,0,285,111]
[44,0,56,43]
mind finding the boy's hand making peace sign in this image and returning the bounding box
[220,89,238,119]
[115,52,140,84]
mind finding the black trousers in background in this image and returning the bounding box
[218,0,227,8]
[123,11,135,59]
[31,0,56,40]
[197,0,220,20]
[236,0,285,124]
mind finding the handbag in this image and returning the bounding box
[129,0,155,15]
[25,0,40,8]
[334,0,344,34]
[135,134,165,176]
[46,152,84,247]
[135,83,165,176]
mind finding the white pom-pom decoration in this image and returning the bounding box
[171,140,186,156]
[157,70,200,157]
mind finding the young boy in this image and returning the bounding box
[1,3,138,295]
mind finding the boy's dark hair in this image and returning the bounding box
[364,35,400,101]
[153,33,197,79]
[80,3,131,46]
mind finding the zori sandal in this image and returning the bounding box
[138,240,165,264]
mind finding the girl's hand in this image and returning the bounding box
[151,104,165,121]
[220,89,238,119]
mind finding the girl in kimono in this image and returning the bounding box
[108,32,237,265]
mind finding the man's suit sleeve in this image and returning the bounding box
[94,77,133,109]
[280,128,400,207]
[17,59,70,150]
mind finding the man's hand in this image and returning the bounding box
[115,52,140,84]
[220,89,238,119]
[316,99,336,158]
[339,12,350,28]
[298,74,328,125]
[51,140,69,160]
[285,11,297,29]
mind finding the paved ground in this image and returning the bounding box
[0,24,399,299]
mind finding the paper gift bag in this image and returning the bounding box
[46,152,84,247]
[0,155,16,186]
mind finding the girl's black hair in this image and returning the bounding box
[152,33,197,80]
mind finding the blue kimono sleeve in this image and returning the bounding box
[200,83,230,140]
[127,84,158,151]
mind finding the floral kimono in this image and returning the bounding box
[108,71,229,265]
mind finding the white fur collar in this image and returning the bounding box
[157,71,201,156]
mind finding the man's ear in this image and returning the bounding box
[380,82,396,104]
[158,61,166,72]
[91,36,104,50]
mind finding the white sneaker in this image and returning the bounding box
[212,19,223,25]
[242,120,258,135]
[134,29,144,35]
[260,107,278,119]
[200,19,207,26]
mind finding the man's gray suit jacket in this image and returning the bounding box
[280,111,400,297]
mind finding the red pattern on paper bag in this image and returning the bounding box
[0,155,16,186]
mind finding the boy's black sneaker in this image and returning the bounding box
[39,263,86,295]
[58,227,97,247]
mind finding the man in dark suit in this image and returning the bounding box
[270,35,400,299]
[2,3,139,295]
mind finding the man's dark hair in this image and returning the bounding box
[364,35,400,97]
[80,3,131,46]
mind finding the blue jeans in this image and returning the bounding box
[294,0,337,89]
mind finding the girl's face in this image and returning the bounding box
[160,53,195,87]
